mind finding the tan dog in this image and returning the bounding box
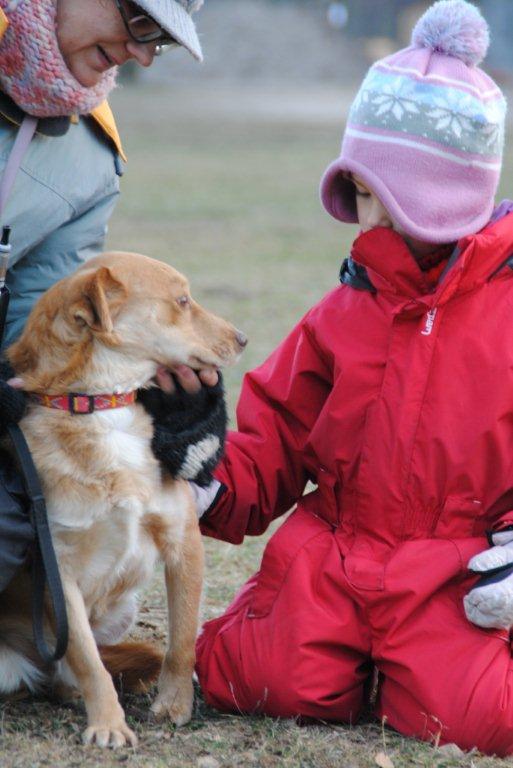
[0,251,245,748]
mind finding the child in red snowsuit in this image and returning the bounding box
[195,1,513,755]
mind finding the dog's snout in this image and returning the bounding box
[235,330,248,349]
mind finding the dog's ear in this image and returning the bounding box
[72,267,128,335]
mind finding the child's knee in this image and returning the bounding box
[196,629,283,714]
[196,617,295,715]
[196,619,365,722]
[198,658,361,722]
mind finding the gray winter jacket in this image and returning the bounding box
[0,107,122,350]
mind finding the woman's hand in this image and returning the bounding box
[155,365,219,395]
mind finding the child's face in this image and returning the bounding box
[351,174,440,258]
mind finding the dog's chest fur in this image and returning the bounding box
[20,404,188,613]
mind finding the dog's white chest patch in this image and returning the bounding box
[97,409,148,469]
[76,510,158,606]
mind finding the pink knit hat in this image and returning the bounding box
[320,0,507,243]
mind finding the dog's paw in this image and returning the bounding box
[82,720,138,749]
[151,675,194,726]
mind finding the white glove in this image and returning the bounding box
[464,529,513,629]
[189,479,221,519]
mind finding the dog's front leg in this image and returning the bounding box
[151,498,204,726]
[62,578,138,748]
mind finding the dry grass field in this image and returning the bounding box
[2,82,513,768]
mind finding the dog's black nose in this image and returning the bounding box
[236,330,248,349]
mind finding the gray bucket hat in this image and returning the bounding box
[135,0,204,61]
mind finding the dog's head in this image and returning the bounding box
[8,251,247,394]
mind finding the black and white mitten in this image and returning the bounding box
[138,375,227,487]
[0,359,27,434]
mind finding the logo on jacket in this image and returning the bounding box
[421,308,437,336]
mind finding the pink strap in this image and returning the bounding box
[0,115,38,216]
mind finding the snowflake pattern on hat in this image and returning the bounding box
[350,66,506,158]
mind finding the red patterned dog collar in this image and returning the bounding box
[31,391,137,415]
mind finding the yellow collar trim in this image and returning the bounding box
[90,101,127,162]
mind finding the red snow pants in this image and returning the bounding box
[196,509,513,756]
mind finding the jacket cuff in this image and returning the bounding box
[491,513,513,533]
[202,481,228,519]
[199,481,232,539]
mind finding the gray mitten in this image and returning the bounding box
[464,529,513,629]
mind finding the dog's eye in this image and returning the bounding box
[177,295,189,308]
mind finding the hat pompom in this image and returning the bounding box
[411,0,489,67]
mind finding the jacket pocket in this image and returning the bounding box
[248,507,332,618]
[434,495,485,538]
[489,510,513,534]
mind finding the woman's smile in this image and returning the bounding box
[56,0,157,87]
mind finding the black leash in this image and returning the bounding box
[7,423,68,663]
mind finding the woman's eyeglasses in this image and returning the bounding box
[114,0,178,47]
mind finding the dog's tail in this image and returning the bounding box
[99,641,164,693]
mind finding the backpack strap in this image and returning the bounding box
[0,114,37,213]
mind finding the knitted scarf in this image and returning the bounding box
[0,0,117,117]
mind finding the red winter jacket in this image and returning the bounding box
[202,214,513,549]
